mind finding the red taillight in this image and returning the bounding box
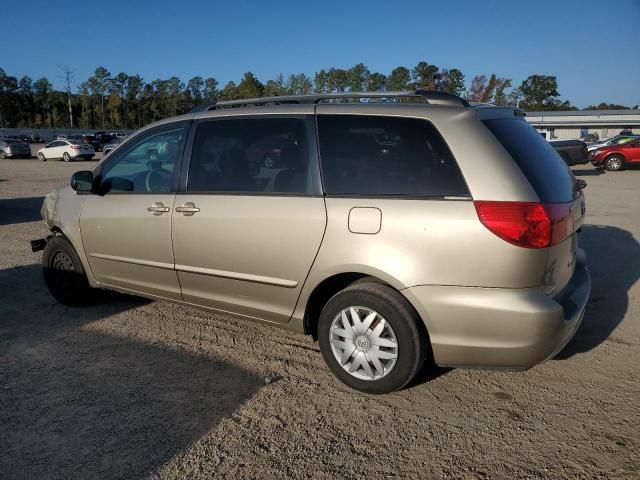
[474,201,572,249]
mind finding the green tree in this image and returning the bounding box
[583,103,630,110]
[166,76,184,116]
[314,69,328,93]
[17,75,34,126]
[264,74,287,97]
[287,73,313,95]
[411,61,440,90]
[439,69,465,96]
[347,63,370,91]
[125,75,143,128]
[517,75,566,111]
[203,77,219,102]
[386,67,411,91]
[327,68,349,92]
[33,77,53,128]
[93,66,112,127]
[0,68,19,128]
[186,76,205,106]
[366,72,386,91]
[236,72,263,99]
[493,77,512,106]
[219,81,238,100]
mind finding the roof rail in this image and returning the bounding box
[189,89,469,113]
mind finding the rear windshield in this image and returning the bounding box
[482,118,574,203]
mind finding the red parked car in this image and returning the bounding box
[590,138,640,171]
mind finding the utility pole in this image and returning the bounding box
[60,65,74,128]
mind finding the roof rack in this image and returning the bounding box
[189,89,469,113]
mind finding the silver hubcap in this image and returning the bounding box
[329,306,398,381]
[608,158,621,169]
[51,251,74,272]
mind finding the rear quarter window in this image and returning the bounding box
[482,118,575,203]
[317,115,469,197]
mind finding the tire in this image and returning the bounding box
[42,235,99,306]
[63,152,71,162]
[0,151,6,159]
[604,154,624,171]
[38,152,46,162]
[318,282,426,394]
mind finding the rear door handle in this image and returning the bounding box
[175,202,200,216]
[147,202,170,215]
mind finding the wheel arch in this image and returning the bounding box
[301,271,431,354]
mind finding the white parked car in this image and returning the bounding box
[37,140,95,162]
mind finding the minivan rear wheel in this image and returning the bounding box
[43,235,99,306]
[318,282,425,394]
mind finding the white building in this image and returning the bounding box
[526,109,640,140]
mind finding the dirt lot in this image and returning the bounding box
[0,154,638,479]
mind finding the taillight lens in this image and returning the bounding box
[474,201,572,249]
[70,145,81,150]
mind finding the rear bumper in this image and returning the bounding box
[402,251,591,369]
[70,153,94,159]
[4,152,31,158]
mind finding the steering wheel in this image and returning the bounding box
[145,169,170,192]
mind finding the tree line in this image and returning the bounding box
[0,62,634,130]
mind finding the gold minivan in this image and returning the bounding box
[34,91,591,393]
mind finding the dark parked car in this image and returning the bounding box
[0,138,32,159]
[549,140,588,166]
[67,134,100,151]
[96,133,116,150]
[102,136,124,156]
[581,133,599,143]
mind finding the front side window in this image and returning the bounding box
[187,118,311,194]
[317,115,468,196]
[99,126,184,193]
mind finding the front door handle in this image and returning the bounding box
[175,202,200,216]
[147,202,170,215]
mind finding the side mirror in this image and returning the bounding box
[70,170,94,192]
[576,179,587,191]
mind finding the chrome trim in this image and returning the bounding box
[89,253,298,288]
[175,264,298,288]
[89,253,174,270]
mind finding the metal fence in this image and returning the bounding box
[0,127,134,143]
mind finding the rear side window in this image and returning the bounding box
[317,115,468,196]
[188,118,311,194]
[483,118,574,203]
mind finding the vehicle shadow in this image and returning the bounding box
[0,264,263,480]
[0,196,45,226]
[555,224,640,359]
[571,168,604,176]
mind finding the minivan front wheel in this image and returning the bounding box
[318,282,425,394]
[43,235,99,306]
[604,155,624,171]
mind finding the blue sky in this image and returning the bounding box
[2,0,639,108]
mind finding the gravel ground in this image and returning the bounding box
[0,155,638,479]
